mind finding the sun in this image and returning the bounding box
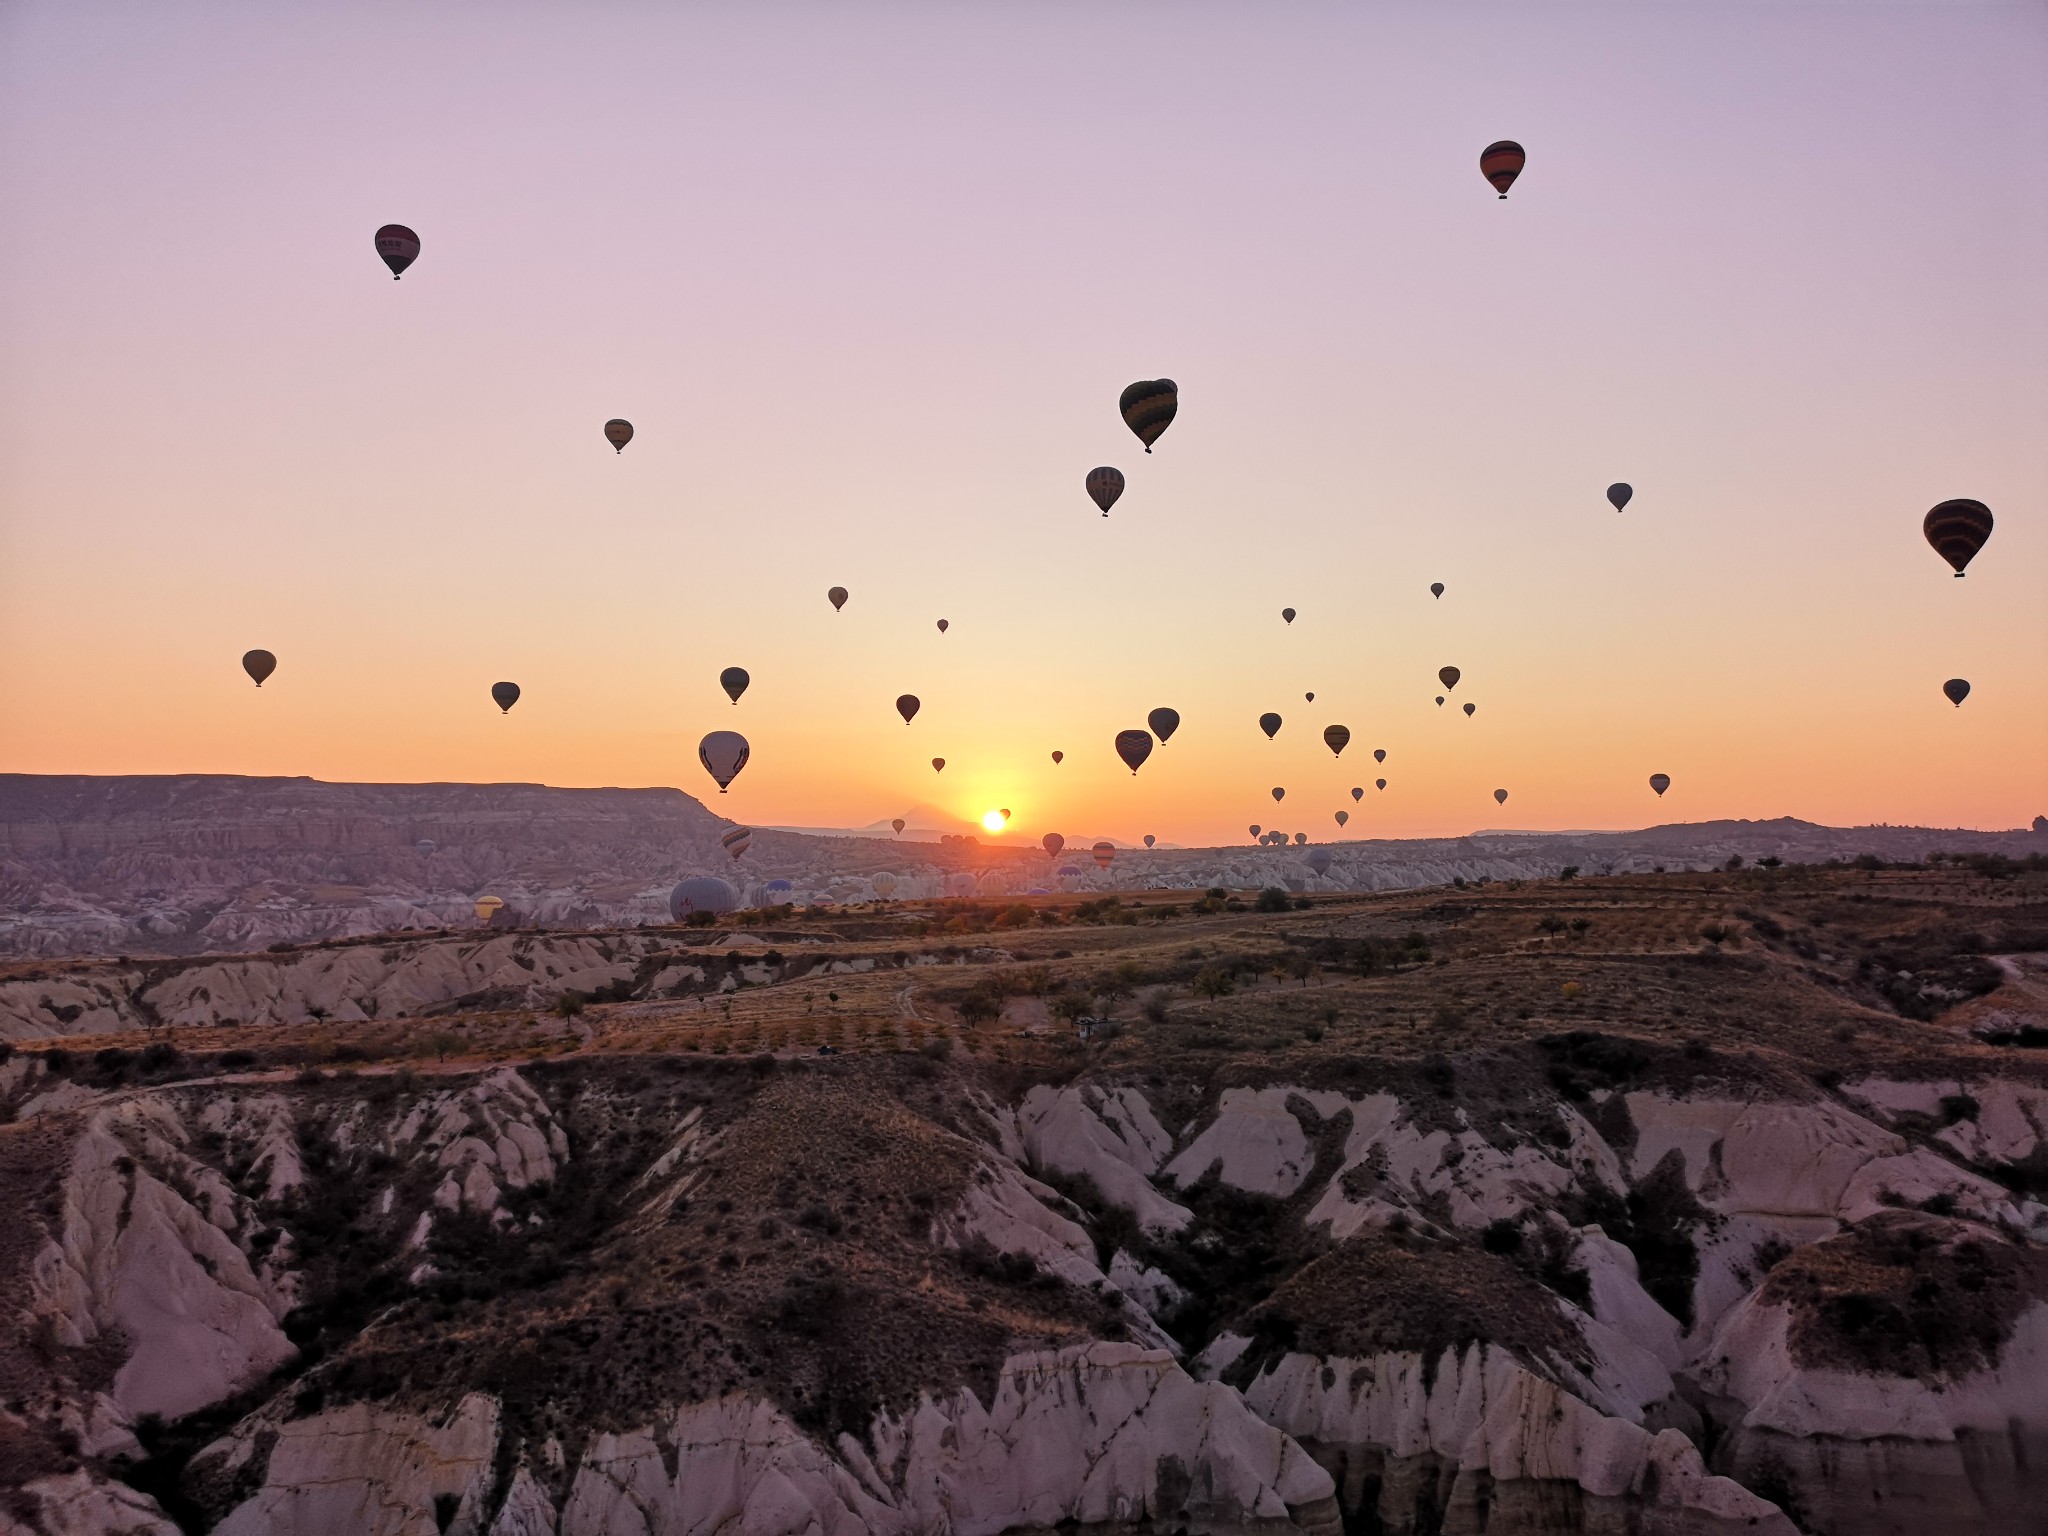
[981,810,1006,833]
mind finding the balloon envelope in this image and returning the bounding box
[1043,832,1065,856]
[1143,834,1156,848]
[936,619,949,634]
[719,667,750,704]
[1351,787,1364,801]
[1376,779,1387,791]
[1923,500,1993,576]
[1051,750,1063,764]
[1092,841,1116,869]
[1335,811,1349,827]
[374,223,420,278]
[896,694,920,724]
[721,826,752,860]
[828,586,849,611]
[931,757,945,772]
[415,839,436,856]
[491,681,520,713]
[870,873,896,897]
[1607,482,1633,513]
[1119,379,1178,452]
[670,877,738,920]
[1259,712,1283,739]
[1373,749,1386,763]
[1480,141,1525,197]
[1272,787,1285,802]
[1323,724,1350,757]
[1249,825,1261,838]
[1114,729,1154,775]
[1086,466,1125,515]
[1649,773,1671,796]
[473,895,504,923]
[699,730,750,792]
[892,818,906,834]
[1943,678,1971,707]
[1308,849,1333,876]
[1430,582,1444,599]
[1438,666,1461,691]
[242,649,276,687]
[1147,707,1180,743]
[1494,788,1509,805]
[1281,608,1296,624]
[605,419,634,453]
[1463,702,1476,717]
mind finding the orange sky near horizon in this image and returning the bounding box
[1,4,2042,847]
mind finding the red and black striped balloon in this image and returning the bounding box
[1119,379,1178,453]
[1923,500,1993,577]
[1480,142,1525,198]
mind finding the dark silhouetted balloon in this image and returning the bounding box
[1373,749,1386,763]
[1480,141,1525,197]
[931,757,945,772]
[1259,712,1283,739]
[1430,582,1444,599]
[1439,666,1461,691]
[1120,379,1178,452]
[1649,773,1671,796]
[374,224,419,278]
[936,619,949,634]
[1308,848,1333,876]
[1607,482,1632,513]
[1294,832,1308,846]
[1494,788,1509,805]
[1249,824,1261,838]
[1043,832,1065,857]
[605,419,634,453]
[1376,779,1386,791]
[896,694,920,724]
[242,650,276,687]
[1271,787,1285,802]
[1324,724,1350,757]
[699,731,750,792]
[720,667,750,704]
[1924,500,1993,576]
[1463,702,1476,717]
[721,826,751,860]
[828,586,849,611]
[1305,692,1315,702]
[1051,750,1063,764]
[1143,834,1156,848]
[1943,678,1971,707]
[670,877,738,919]
[1281,608,1296,625]
[1335,810,1349,827]
[1092,841,1116,869]
[1351,787,1364,802]
[1148,707,1181,743]
[1115,729,1154,775]
[892,818,906,834]
[1086,467,1125,516]
[491,682,520,713]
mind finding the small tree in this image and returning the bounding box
[1254,887,1292,913]
[552,991,587,1020]
[1190,966,1235,1000]
[957,984,1002,1029]
[1559,866,1580,881]
[1537,916,1567,937]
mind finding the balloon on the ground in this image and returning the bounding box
[1308,849,1333,876]
[1114,729,1154,775]
[1607,482,1633,513]
[1293,832,1307,845]
[721,826,751,860]
[945,873,977,899]
[1439,666,1461,691]
[1086,467,1125,516]
[895,694,920,724]
[1281,608,1296,624]
[670,877,738,919]
[415,839,436,856]
[374,224,420,278]
[828,586,849,611]
[1259,712,1283,739]
[1119,379,1178,452]
[1092,841,1116,869]
[870,873,897,897]
[719,667,749,704]
[605,419,633,453]
[1324,724,1350,757]
[1480,141,1525,197]
[473,895,504,923]
[1649,773,1671,796]
[491,682,520,713]
[1494,788,1509,805]
[242,650,276,687]
[1943,678,1971,707]
[698,730,750,792]
[1335,810,1349,827]
[1148,707,1180,743]
[1430,582,1444,599]
[1043,832,1064,857]
[1923,500,1993,576]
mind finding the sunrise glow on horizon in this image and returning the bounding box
[1,4,2041,846]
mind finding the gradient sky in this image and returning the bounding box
[2,1,2042,847]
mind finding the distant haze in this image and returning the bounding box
[1,3,2042,847]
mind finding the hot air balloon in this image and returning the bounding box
[1430,582,1444,599]
[999,808,1011,822]
[1943,678,1971,707]
[1281,608,1296,625]
[374,224,420,278]
[416,839,436,856]
[1119,379,1177,452]
[699,730,750,792]
[1334,811,1349,827]
[670,877,738,919]
[1143,834,1156,848]
[1373,749,1386,763]
[1051,751,1064,764]
[945,872,978,899]
[1439,666,1461,691]
[1249,825,1262,838]
[828,586,849,611]
[1305,692,1315,703]
[1272,787,1285,802]
[474,895,505,924]
[1924,500,1993,576]
[1494,788,1509,805]
[1463,702,1476,717]
[765,878,795,896]
[242,649,276,687]
[721,826,752,860]
[720,667,750,704]
[1649,774,1671,796]
[492,682,521,713]
[1376,779,1387,791]
[1092,841,1116,869]
[1086,467,1125,516]
[1293,832,1308,846]
[1043,832,1065,857]
[605,419,634,453]
[1324,724,1350,757]
[1480,141,1525,198]
[896,694,920,724]
[936,619,949,634]
[932,758,946,773]
[1607,483,1632,513]
[1259,713,1283,739]
[871,873,897,898]
[1351,787,1364,802]
[1308,848,1333,877]
[892,818,906,834]
[1115,729,1154,775]
[1148,707,1180,743]
[1435,697,1445,707]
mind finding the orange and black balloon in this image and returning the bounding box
[1120,379,1178,453]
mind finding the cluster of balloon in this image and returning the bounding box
[1924,500,1992,575]
[605,419,633,454]
[1043,832,1064,857]
[1148,706,1180,742]
[1944,679,1971,708]
[1480,141,1525,198]
[1334,810,1349,827]
[1143,834,1157,848]
[374,224,420,278]
[828,586,849,611]
[1092,841,1116,869]
[1086,467,1125,516]
[1120,379,1178,452]
[474,895,504,924]
[1050,750,1064,764]
[936,619,949,634]
[492,681,520,714]
[1324,724,1350,757]
[1607,483,1633,513]
[1281,608,1296,625]
[242,649,276,687]
[1115,729,1154,774]
[720,667,750,704]
[721,826,752,861]
[931,757,946,773]
[891,818,906,834]
[1650,774,1671,796]
[1430,582,1445,599]
[896,694,920,724]
[1259,712,1283,739]
[699,730,749,793]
